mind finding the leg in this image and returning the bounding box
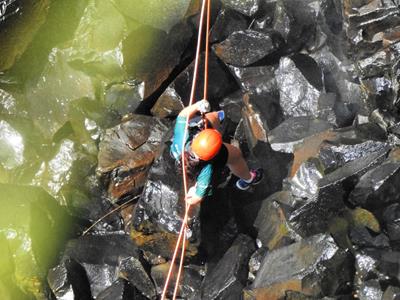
[224,143,252,180]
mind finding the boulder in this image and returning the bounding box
[249,234,353,299]
[201,234,256,299]
[97,114,170,201]
[0,184,72,299]
[220,0,260,17]
[349,148,400,211]
[210,8,249,43]
[289,148,389,236]
[213,30,283,67]
[275,54,324,118]
[254,191,302,250]
[151,263,203,299]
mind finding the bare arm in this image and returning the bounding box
[178,100,210,119]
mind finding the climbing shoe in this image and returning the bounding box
[235,168,263,191]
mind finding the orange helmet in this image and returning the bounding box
[191,129,222,161]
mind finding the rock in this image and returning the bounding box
[382,203,400,244]
[118,257,156,299]
[349,151,400,211]
[221,0,260,17]
[97,114,170,201]
[290,158,324,199]
[0,184,72,299]
[210,8,249,43]
[151,263,203,299]
[201,234,256,300]
[229,65,278,96]
[96,279,145,300]
[219,90,244,124]
[254,191,301,250]
[150,86,184,119]
[213,30,283,67]
[248,247,268,282]
[268,117,332,153]
[289,148,389,236]
[26,48,96,140]
[383,286,400,300]
[349,226,390,249]
[250,234,353,299]
[62,234,153,298]
[104,81,144,117]
[275,54,324,118]
[272,0,318,53]
[162,51,238,108]
[357,280,383,300]
[348,207,381,233]
[0,120,24,170]
[0,0,50,71]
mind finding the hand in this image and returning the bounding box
[198,99,210,114]
[185,186,203,205]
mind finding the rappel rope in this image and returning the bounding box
[161,0,211,299]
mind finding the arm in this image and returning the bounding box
[178,99,210,120]
[185,163,213,205]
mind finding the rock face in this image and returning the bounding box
[97,114,170,201]
[249,234,353,299]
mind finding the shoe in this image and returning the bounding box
[236,168,263,191]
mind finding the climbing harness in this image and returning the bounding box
[161,0,212,299]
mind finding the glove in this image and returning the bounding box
[198,99,210,114]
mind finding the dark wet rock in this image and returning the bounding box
[357,47,400,79]
[0,0,50,71]
[229,65,277,96]
[275,54,324,118]
[382,203,400,244]
[242,92,283,136]
[363,77,397,113]
[349,151,400,211]
[118,256,156,299]
[62,234,154,298]
[272,0,318,53]
[348,207,381,233]
[0,184,72,299]
[163,51,238,108]
[150,86,183,119]
[96,279,145,300]
[250,234,353,299]
[349,226,390,249]
[122,22,193,98]
[219,90,244,124]
[248,247,268,282]
[201,234,256,300]
[290,148,389,236]
[104,81,144,117]
[268,117,332,153]
[151,263,203,299]
[290,158,324,199]
[221,0,260,17]
[318,139,390,174]
[383,286,400,300]
[210,8,249,43]
[47,260,78,300]
[357,279,383,300]
[254,191,301,251]
[97,114,170,201]
[213,30,283,67]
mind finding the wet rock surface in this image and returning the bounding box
[2,0,400,299]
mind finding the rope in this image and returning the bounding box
[161,0,211,298]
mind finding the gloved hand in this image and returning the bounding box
[197,99,210,114]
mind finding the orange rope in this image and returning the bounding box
[160,0,209,298]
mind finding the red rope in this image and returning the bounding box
[160,0,210,298]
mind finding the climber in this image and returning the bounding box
[170,99,263,206]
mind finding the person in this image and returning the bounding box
[170,99,263,206]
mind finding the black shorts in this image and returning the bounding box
[210,143,228,168]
